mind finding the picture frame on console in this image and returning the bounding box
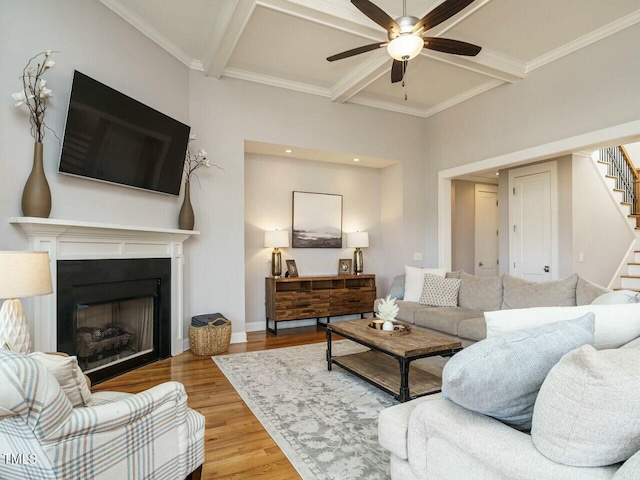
[286,260,299,277]
[292,191,343,248]
[338,259,352,275]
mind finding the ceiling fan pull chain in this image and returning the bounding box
[403,61,408,101]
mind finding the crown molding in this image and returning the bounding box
[98,0,194,68]
[222,67,331,97]
[526,9,640,72]
[422,79,503,118]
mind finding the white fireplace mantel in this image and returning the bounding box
[10,217,199,355]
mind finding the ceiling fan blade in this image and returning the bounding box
[352,0,400,34]
[327,42,386,62]
[412,0,476,34]
[423,37,482,56]
[391,59,407,83]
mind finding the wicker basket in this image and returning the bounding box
[189,315,232,356]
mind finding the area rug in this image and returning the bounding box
[213,340,447,480]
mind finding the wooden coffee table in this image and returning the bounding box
[326,319,462,402]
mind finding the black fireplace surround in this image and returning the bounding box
[57,258,171,384]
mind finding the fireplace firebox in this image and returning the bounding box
[57,258,171,384]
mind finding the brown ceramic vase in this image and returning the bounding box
[178,180,195,230]
[22,142,52,218]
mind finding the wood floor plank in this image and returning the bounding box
[92,326,338,480]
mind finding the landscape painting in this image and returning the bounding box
[292,191,342,248]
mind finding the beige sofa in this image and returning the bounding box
[376,272,609,346]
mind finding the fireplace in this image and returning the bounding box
[57,258,171,384]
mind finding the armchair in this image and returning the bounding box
[0,349,204,480]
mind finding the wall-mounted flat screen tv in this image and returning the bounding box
[59,71,190,195]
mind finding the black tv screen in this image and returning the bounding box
[59,71,190,195]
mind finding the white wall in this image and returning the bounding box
[244,153,384,329]
[423,23,640,266]
[188,71,425,340]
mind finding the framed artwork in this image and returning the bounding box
[286,259,299,277]
[292,191,343,248]
[338,258,352,276]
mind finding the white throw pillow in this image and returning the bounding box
[29,352,93,407]
[419,274,461,307]
[531,345,640,466]
[404,266,446,302]
[591,290,640,305]
[484,304,640,349]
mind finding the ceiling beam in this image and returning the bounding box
[330,50,390,103]
[202,0,256,78]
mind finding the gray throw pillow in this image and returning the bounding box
[532,345,640,467]
[591,290,640,305]
[458,272,503,312]
[613,450,640,480]
[389,275,405,300]
[576,277,610,305]
[441,313,595,430]
[502,273,578,309]
[418,274,461,307]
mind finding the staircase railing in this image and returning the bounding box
[601,146,640,216]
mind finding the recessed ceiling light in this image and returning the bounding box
[495,172,500,176]
[353,158,360,162]
[285,149,293,153]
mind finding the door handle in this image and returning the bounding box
[478,262,484,267]
[544,266,550,273]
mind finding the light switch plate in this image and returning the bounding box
[413,252,423,261]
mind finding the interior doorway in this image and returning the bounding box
[474,184,499,276]
[508,161,558,281]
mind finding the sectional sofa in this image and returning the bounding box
[377,272,610,346]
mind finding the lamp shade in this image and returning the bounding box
[0,251,53,299]
[264,230,289,248]
[347,232,369,248]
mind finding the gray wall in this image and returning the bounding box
[244,153,385,329]
[451,180,476,274]
[423,22,640,267]
[188,71,426,337]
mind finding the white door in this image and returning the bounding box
[475,184,499,276]
[509,163,557,282]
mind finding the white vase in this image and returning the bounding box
[382,320,394,331]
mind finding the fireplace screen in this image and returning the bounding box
[76,296,154,373]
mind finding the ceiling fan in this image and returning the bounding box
[327,0,482,84]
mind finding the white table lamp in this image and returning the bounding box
[347,232,369,275]
[264,230,289,278]
[0,251,53,353]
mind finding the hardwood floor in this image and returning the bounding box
[94,326,338,480]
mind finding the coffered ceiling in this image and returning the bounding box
[99,0,640,117]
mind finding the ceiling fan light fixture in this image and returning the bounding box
[386,34,423,61]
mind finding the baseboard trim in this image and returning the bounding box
[231,331,247,344]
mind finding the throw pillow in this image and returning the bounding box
[576,277,610,305]
[404,266,446,302]
[29,352,93,407]
[591,290,640,305]
[485,303,640,349]
[458,272,503,312]
[531,345,640,467]
[389,275,405,300]
[613,449,640,480]
[502,273,578,309]
[418,274,461,307]
[441,313,595,430]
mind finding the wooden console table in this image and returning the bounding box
[265,274,376,335]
